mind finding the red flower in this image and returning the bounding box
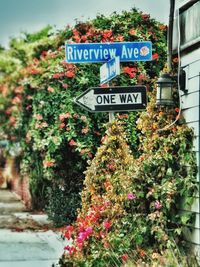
[123,66,137,78]
[53,73,62,79]
[65,70,75,78]
[102,30,112,39]
[121,253,128,263]
[103,220,112,230]
[64,245,76,254]
[81,35,87,42]
[59,123,65,129]
[152,53,159,60]
[66,225,74,232]
[175,107,180,113]
[141,14,150,20]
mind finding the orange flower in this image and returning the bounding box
[129,28,137,35]
[102,30,112,39]
[43,160,55,168]
[116,35,124,42]
[159,24,167,31]
[173,57,179,63]
[81,128,89,134]
[138,249,146,257]
[47,86,55,93]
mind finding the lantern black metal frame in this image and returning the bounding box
[156,69,186,107]
[156,73,175,106]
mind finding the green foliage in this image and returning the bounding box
[23,25,53,43]
[46,185,81,227]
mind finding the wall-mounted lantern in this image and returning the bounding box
[156,73,175,106]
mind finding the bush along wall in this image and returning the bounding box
[0,8,167,225]
[60,93,198,266]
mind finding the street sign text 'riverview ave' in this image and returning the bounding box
[66,42,152,63]
[75,86,147,112]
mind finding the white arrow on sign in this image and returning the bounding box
[75,86,147,112]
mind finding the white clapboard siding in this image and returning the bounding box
[177,17,200,252]
[186,121,199,137]
[180,196,199,213]
[181,92,199,110]
[182,106,199,123]
[179,209,200,229]
[183,227,200,245]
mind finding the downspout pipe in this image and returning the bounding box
[168,0,175,72]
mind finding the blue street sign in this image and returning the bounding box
[65,42,152,63]
[100,56,120,84]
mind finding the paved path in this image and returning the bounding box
[0,189,67,267]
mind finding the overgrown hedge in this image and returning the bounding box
[0,8,167,225]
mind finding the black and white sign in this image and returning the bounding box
[75,86,147,112]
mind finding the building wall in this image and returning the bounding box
[180,49,200,255]
[174,0,200,257]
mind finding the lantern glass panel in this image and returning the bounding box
[161,85,172,100]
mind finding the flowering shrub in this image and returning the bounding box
[0,8,167,222]
[60,94,197,266]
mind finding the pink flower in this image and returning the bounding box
[62,83,69,89]
[127,192,136,200]
[77,232,87,243]
[69,139,77,146]
[85,227,93,236]
[155,200,162,210]
[99,231,106,239]
[64,245,76,254]
[103,220,112,230]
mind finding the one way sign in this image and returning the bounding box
[75,86,147,112]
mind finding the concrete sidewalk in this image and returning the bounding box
[0,189,68,266]
[0,229,67,267]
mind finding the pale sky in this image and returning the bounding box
[0,0,170,48]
